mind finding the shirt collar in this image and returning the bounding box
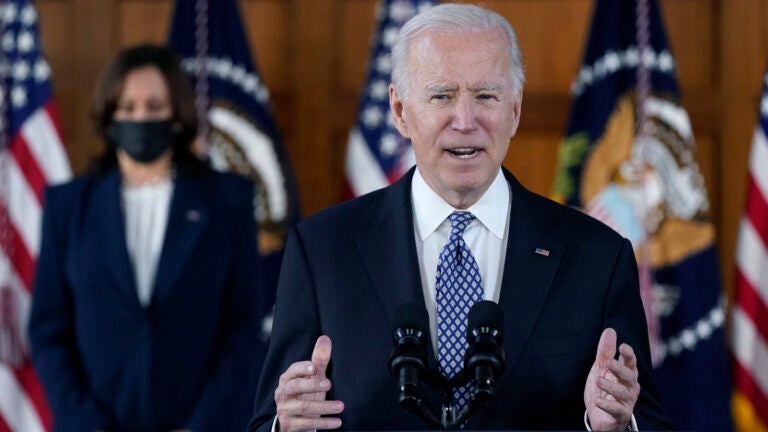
[411,167,509,241]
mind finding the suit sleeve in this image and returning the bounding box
[28,186,114,431]
[248,226,323,432]
[186,179,271,431]
[603,238,674,431]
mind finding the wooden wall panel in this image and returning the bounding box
[240,0,293,172]
[241,0,290,93]
[35,0,768,297]
[38,2,76,86]
[662,0,714,91]
[339,0,377,94]
[505,132,561,197]
[38,0,118,173]
[333,0,380,196]
[37,1,78,152]
[291,0,340,214]
[118,1,172,46]
[486,0,592,93]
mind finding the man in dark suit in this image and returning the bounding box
[250,4,673,431]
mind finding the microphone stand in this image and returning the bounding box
[396,369,497,430]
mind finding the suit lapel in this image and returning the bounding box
[466,170,565,430]
[355,169,425,329]
[356,169,455,413]
[497,172,565,382]
[152,172,209,304]
[95,171,142,309]
[357,168,568,423]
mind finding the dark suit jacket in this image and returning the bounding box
[29,167,270,432]
[250,167,673,431]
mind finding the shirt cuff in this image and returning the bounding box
[583,411,638,430]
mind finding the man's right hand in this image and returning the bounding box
[274,335,345,432]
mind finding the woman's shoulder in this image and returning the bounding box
[205,170,255,200]
[44,173,106,204]
[39,173,117,233]
[179,168,255,213]
[209,170,253,188]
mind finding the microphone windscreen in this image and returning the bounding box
[394,302,429,331]
[467,300,503,335]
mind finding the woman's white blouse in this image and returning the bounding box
[121,177,173,307]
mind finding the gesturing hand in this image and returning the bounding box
[584,328,640,431]
[274,335,345,432]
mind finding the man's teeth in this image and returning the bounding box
[449,148,478,158]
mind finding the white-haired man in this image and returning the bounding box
[249,4,673,431]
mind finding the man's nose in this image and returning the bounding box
[450,97,478,132]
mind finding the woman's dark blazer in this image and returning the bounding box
[29,167,269,432]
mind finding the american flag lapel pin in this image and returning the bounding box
[534,247,550,257]
[186,209,201,222]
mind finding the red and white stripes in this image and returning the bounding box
[732,119,768,432]
[0,101,68,432]
[344,127,390,198]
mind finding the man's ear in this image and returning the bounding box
[389,84,409,138]
[509,89,523,138]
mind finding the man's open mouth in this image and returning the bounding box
[447,148,480,158]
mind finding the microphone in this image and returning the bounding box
[388,303,430,412]
[464,300,505,404]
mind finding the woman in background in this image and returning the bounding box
[29,43,269,432]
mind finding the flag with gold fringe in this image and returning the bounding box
[731,61,768,432]
[552,0,732,430]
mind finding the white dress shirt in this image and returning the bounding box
[121,177,173,307]
[411,167,511,351]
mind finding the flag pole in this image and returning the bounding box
[194,0,210,155]
[633,0,663,366]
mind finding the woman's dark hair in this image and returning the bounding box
[88,43,207,175]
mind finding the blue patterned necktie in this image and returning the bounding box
[436,211,484,414]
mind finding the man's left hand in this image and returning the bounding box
[584,328,640,431]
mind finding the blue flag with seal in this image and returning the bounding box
[552,1,732,430]
[168,0,300,341]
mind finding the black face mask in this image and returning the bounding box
[108,119,176,163]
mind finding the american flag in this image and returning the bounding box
[731,65,768,432]
[343,0,434,199]
[0,0,70,430]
